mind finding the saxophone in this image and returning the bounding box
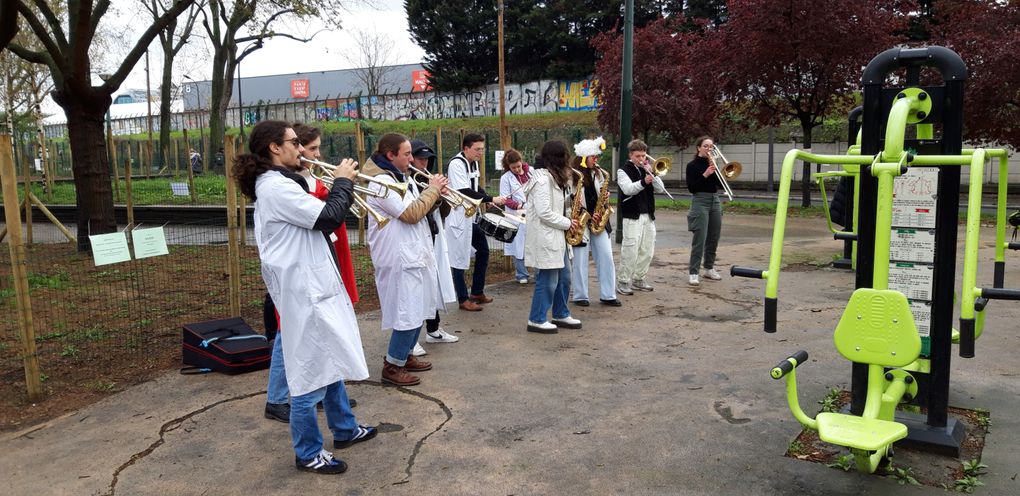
[590,167,614,235]
[565,170,590,246]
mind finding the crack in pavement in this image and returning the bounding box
[102,390,266,496]
[378,382,453,486]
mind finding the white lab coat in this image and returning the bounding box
[365,168,445,330]
[254,170,369,397]
[430,208,458,304]
[499,170,528,259]
[444,153,478,270]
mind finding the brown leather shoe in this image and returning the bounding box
[382,361,420,386]
[405,355,433,372]
[459,299,483,311]
[469,293,494,304]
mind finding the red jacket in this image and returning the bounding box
[313,179,360,303]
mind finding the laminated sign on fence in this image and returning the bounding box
[131,227,170,259]
[89,232,132,266]
[170,182,190,196]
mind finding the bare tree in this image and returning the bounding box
[7,0,198,251]
[143,0,202,170]
[340,27,399,97]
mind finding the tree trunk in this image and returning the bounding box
[800,122,813,208]
[63,99,116,251]
[158,37,174,171]
[208,47,234,163]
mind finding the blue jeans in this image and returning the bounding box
[266,335,289,404]
[290,381,358,462]
[528,251,571,323]
[570,230,617,301]
[385,326,422,366]
[512,257,529,281]
[452,223,491,302]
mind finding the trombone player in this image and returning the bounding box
[616,139,668,296]
[685,136,725,286]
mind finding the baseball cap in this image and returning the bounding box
[411,140,436,159]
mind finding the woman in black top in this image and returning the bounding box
[685,136,724,286]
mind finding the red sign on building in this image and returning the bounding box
[291,79,310,98]
[411,70,432,92]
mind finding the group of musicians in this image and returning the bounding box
[233,121,725,475]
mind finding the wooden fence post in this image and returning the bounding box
[183,129,196,203]
[355,122,366,245]
[224,136,242,316]
[0,134,43,401]
[125,154,134,230]
[436,127,443,174]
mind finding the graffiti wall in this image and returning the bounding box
[558,78,598,111]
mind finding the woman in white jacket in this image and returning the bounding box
[499,149,531,284]
[525,141,583,334]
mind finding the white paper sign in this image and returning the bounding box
[131,227,170,259]
[494,150,505,171]
[908,300,932,337]
[89,232,132,266]
[170,182,190,196]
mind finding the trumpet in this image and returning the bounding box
[707,146,741,201]
[642,156,675,200]
[407,164,482,217]
[349,193,390,229]
[300,157,408,197]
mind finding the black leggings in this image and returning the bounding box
[425,310,440,334]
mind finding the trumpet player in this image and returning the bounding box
[569,137,621,307]
[685,136,724,286]
[363,133,449,387]
[263,122,362,424]
[234,121,375,475]
[616,139,667,296]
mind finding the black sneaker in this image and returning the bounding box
[334,424,378,449]
[264,402,290,423]
[295,450,347,474]
[573,299,590,307]
[600,298,622,307]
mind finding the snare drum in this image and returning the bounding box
[476,212,519,243]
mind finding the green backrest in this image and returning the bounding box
[833,289,922,367]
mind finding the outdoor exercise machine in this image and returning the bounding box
[733,46,1020,468]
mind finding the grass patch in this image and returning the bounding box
[27,270,71,290]
[81,379,116,392]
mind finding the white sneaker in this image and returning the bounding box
[527,320,558,333]
[616,282,634,295]
[518,278,529,284]
[551,316,582,329]
[411,342,427,356]
[704,269,722,280]
[425,328,459,343]
[632,279,654,291]
[688,274,700,286]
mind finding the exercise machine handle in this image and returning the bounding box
[770,350,809,379]
[981,287,1020,301]
[730,266,764,279]
[833,232,857,241]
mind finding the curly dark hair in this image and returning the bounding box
[232,120,290,201]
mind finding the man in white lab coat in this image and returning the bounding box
[444,133,507,311]
[234,120,376,475]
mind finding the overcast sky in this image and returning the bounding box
[114,0,425,90]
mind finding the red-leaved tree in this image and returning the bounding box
[592,17,721,148]
[712,0,913,206]
[929,0,1020,149]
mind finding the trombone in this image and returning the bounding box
[707,146,742,201]
[300,157,408,197]
[621,155,674,201]
[407,164,482,217]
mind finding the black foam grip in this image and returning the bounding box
[771,350,809,379]
[1008,243,1020,251]
[994,261,1005,289]
[731,266,764,279]
[974,297,989,312]
[764,297,777,333]
[981,287,1020,300]
[833,232,858,241]
[959,318,975,358]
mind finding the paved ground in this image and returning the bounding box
[2,210,1019,496]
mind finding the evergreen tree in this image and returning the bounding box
[406,0,499,91]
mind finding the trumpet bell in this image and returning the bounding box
[723,161,742,179]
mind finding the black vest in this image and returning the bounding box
[618,161,655,220]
